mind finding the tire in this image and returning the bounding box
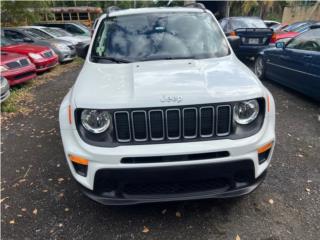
[254,56,266,80]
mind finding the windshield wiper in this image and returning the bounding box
[91,55,131,63]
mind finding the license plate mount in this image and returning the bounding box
[248,38,259,44]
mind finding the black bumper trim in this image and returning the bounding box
[78,160,267,205]
[79,171,266,205]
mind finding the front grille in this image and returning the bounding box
[43,51,53,58]
[114,104,232,144]
[6,59,29,69]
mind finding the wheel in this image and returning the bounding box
[254,56,266,80]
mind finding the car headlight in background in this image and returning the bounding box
[28,53,43,60]
[81,109,111,134]
[0,65,8,73]
[52,43,70,51]
[234,99,259,125]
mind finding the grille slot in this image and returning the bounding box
[114,104,232,144]
[216,105,231,136]
[114,112,131,142]
[200,107,214,137]
[183,108,197,138]
[131,111,147,141]
[149,110,165,140]
[166,109,181,140]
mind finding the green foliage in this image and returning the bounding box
[1,0,51,26]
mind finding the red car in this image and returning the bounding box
[0,37,58,73]
[270,31,298,44]
[0,51,36,86]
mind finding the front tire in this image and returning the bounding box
[254,56,266,80]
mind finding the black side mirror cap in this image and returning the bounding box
[227,36,241,51]
[77,44,89,59]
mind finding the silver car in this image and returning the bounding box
[3,27,76,63]
[0,76,10,103]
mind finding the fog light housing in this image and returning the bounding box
[69,154,88,177]
[257,142,273,164]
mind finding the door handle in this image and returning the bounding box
[303,55,312,59]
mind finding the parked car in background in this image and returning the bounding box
[270,21,318,45]
[22,26,90,56]
[3,27,76,63]
[220,17,273,58]
[0,51,36,86]
[255,24,320,101]
[36,22,91,37]
[264,20,280,28]
[0,76,10,103]
[270,23,288,32]
[1,37,58,73]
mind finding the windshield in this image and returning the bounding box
[22,28,52,40]
[91,12,230,62]
[231,18,266,29]
[44,27,68,37]
[0,37,16,46]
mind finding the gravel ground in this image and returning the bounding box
[1,61,320,240]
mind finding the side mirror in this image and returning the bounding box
[23,37,33,43]
[275,41,285,49]
[77,44,89,59]
[227,36,241,51]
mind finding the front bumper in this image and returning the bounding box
[80,161,267,205]
[33,56,58,73]
[58,48,77,63]
[2,64,36,86]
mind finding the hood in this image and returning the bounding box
[0,51,27,64]
[0,43,49,54]
[73,56,265,109]
[45,38,74,46]
[57,36,79,45]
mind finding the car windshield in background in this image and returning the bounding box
[22,29,52,40]
[0,37,15,46]
[91,12,230,62]
[53,28,73,36]
[231,18,267,29]
[44,27,67,37]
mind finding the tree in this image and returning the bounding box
[1,0,51,27]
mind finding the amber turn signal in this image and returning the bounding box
[69,154,89,166]
[257,142,273,154]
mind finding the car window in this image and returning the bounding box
[230,18,266,29]
[0,37,16,46]
[286,28,320,52]
[4,30,25,41]
[91,12,230,62]
[65,25,85,35]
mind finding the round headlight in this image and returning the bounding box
[81,109,111,133]
[234,100,259,125]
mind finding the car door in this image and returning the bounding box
[282,28,320,99]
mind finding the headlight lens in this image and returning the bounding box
[81,109,111,134]
[0,65,8,73]
[28,53,43,60]
[53,43,69,51]
[234,100,259,125]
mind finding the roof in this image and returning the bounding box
[106,7,205,18]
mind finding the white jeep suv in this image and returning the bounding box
[59,5,275,205]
